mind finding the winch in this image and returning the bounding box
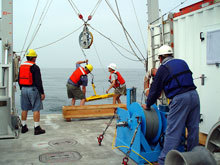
[115,88,184,164]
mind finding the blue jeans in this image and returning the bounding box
[158,90,200,165]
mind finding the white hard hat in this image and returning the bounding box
[108,63,116,70]
[158,45,173,56]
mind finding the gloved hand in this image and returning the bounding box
[141,104,151,111]
[145,106,151,111]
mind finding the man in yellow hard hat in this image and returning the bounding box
[66,59,93,105]
[18,49,46,135]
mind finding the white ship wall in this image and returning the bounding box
[173,3,220,134]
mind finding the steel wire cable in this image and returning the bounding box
[105,0,146,62]
[89,25,137,58]
[114,0,145,62]
[68,0,102,22]
[26,0,53,50]
[16,25,83,53]
[68,0,86,22]
[21,0,53,62]
[19,0,40,58]
[89,0,103,18]
[93,43,108,76]
[110,41,143,62]
[131,0,147,55]
[35,25,83,50]
[150,0,189,25]
[89,25,144,63]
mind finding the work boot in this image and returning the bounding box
[21,125,28,133]
[34,126,45,135]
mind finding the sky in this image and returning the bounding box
[11,0,200,69]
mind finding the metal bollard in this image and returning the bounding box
[165,146,217,165]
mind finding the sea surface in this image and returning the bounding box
[15,68,146,114]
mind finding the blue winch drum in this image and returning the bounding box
[128,103,163,144]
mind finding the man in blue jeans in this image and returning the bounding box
[142,45,200,165]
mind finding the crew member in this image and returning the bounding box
[106,63,126,104]
[19,49,46,135]
[66,59,93,105]
[142,45,200,165]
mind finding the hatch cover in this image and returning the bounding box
[39,151,82,163]
[48,139,77,147]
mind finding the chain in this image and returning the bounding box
[122,117,141,164]
[97,109,116,146]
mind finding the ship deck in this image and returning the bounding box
[0,114,136,165]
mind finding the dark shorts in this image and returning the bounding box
[66,83,85,100]
[20,86,43,111]
[114,85,126,95]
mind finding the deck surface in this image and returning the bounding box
[0,114,136,165]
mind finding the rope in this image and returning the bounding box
[112,128,152,165]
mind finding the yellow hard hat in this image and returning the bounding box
[26,49,37,57]
[85,64,93,72]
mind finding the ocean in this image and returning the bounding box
[15,68,146,114]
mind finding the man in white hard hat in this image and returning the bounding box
[142,45,200,165]
[106,63,126,104]
[18,49,46,135]
[67,59,93,106]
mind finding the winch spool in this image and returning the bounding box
[128,103,163,143]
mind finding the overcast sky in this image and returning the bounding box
[12,0,200,69]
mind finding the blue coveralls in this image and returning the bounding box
[146,57,200,165]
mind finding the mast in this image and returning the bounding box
[0,0,19,138]
[146,0,159,71]
[147,0,159,25]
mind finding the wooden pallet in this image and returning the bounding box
[62,104,126,121]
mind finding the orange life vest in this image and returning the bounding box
[70,67,87,84]
[19,61,35,85]
[109,71,125,88]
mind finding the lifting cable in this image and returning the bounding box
[34,25,83,50]
[27,0,53,49]
[80,46,88,60]
[105,0,146,62]
[130,0,147,55]
[68,0,103,23]
[114,0,145,62]
[110,41,142,62]
[16,25,83,54]
[19,0,40,58]
[20,0,53,62]
[89,25,144,63]
[150,0,189,25]
[93,43,108,76]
